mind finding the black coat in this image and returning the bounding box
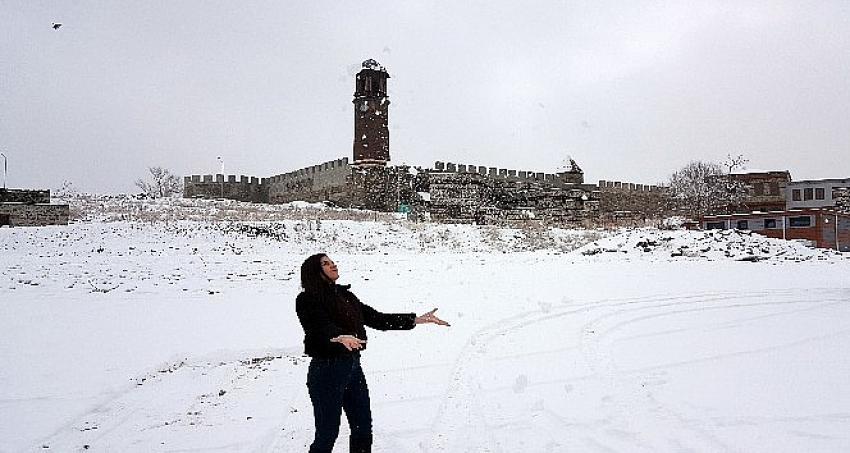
[295,284,416,358]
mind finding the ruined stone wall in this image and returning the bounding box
[183,175,268,203]
[597,180,668,223]
[0,203,69,226]
[428,169,599,225]
[0,189,50,204]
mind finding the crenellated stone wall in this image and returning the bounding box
[0,188,69,227]
[427,165,598,224]
[267,158,351,204]
[597,179,668,223]
[433,160,583,185]
[0,189,51,204]
[0,204,69,226]
[597,180,660,192]
[183,174,268,203]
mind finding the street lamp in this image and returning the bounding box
[0,153,6,191]
[216,156,224,198]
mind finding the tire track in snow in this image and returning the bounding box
[36,350,307,452]
[424,289,843,452]
[422,293,692,451]
[576,289,847,452]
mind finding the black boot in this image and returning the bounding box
[349,433,372,453]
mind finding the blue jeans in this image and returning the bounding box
[307,354,372,453]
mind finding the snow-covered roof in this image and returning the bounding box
[730,168,788,175]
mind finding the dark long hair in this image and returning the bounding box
[301,253,332,294]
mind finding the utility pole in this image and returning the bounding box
[836,213,840,251]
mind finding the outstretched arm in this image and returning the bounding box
[415,308,450,326]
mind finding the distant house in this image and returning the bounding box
[730,170,791,213]
[786,178,850,210]
[701,208,850,252]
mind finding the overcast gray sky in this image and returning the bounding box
[2,1,849,193]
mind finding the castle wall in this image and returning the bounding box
[597,179,667,223]
[266,158,351,204]
[427,167,598,224]
[0,189,51,204]
[183,175,268,203]
[0,203,69,226]
[433,161,583,185]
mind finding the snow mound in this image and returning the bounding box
[575,228,845,262]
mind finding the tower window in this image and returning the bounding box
[815,188,825,200]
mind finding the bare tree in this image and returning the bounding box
[667,161,728,219]
[719,153,751,214]
[723,153,749,174]
[135,167,182,198]
[668,159,751,218]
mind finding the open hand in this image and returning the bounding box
[330,335,366,351]
[415,308,450,326]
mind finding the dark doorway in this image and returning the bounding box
[0,213,10,227]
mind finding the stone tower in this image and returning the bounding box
[352,59,390,166]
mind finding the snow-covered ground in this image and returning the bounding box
[2,202,849,452]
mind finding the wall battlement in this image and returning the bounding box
[183,174,268,203]
[597,180,660,192]
[0,188,68,226]
[0,189,51,204]
[266,158,351,204]
[267,158,350,184]
[186,174,265,185]
[433,161,583,185]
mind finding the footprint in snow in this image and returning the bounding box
[513,374,528,393]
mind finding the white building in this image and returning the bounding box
[786,178,850,209]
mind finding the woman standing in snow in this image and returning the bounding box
[296,253,449,453]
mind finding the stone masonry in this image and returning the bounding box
[427,160,596,224]
[0,189,69,227]
[183,175,267,203]
[597,180,667,224]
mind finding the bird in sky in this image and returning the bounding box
[52,23,62,30]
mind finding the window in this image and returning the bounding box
[815,188,825,200]
[792,189,801,201]
[736,220,749,230]
[763,183,771,195]
[706,221,726,230]
[804,188,814,200]
[789,216,812,227]
[764,218,777,229]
